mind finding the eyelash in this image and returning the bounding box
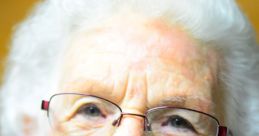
[161,115,197,133]
[77,103,107,118]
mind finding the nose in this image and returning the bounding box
[113,114,145,136]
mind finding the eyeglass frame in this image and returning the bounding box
[41,93,228,136]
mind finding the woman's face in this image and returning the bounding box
[53,16,219,136]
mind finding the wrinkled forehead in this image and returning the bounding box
[58,16,219,114]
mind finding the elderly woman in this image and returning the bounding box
[1,0,259,136]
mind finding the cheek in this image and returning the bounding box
[52,119,116,136]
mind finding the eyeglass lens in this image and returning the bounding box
[47,94,219,136]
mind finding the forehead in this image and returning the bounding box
[68,18,202,64]
[59,17,218,113]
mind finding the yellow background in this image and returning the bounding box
[0,0,259,82]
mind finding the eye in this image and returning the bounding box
[162,115,196,132]
[77,104,106,118]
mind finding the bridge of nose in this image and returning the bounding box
[113,114,145,136]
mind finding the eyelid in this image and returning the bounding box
[174,112,209,134]
[161,110,201,123]
[157,110,202,133]
[61,97,105,121]
[162,115,198,134]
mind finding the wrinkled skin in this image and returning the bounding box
[54,15,219,136]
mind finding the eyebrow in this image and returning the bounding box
[157,96,187,107]
[152,95,213,114]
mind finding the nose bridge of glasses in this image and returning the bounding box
[113,112,151,131]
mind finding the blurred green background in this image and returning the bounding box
[0,0,259,83]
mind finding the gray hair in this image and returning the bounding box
[1,0,259,135]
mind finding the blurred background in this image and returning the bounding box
[0,0,259,83]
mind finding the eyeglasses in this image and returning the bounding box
[41,93,228,136]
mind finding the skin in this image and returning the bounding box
[55,15,219,136]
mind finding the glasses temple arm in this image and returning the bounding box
[218,126,229,136]
[41,100,49,111]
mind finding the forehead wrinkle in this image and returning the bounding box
[63,17,218,116]
[119,68,148,113]
[60,78,109,95]
[145,57,215,111]
[59,54,131,104]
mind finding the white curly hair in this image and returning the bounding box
[1,0,259,136]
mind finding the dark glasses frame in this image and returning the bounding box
[41,93,228,136]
